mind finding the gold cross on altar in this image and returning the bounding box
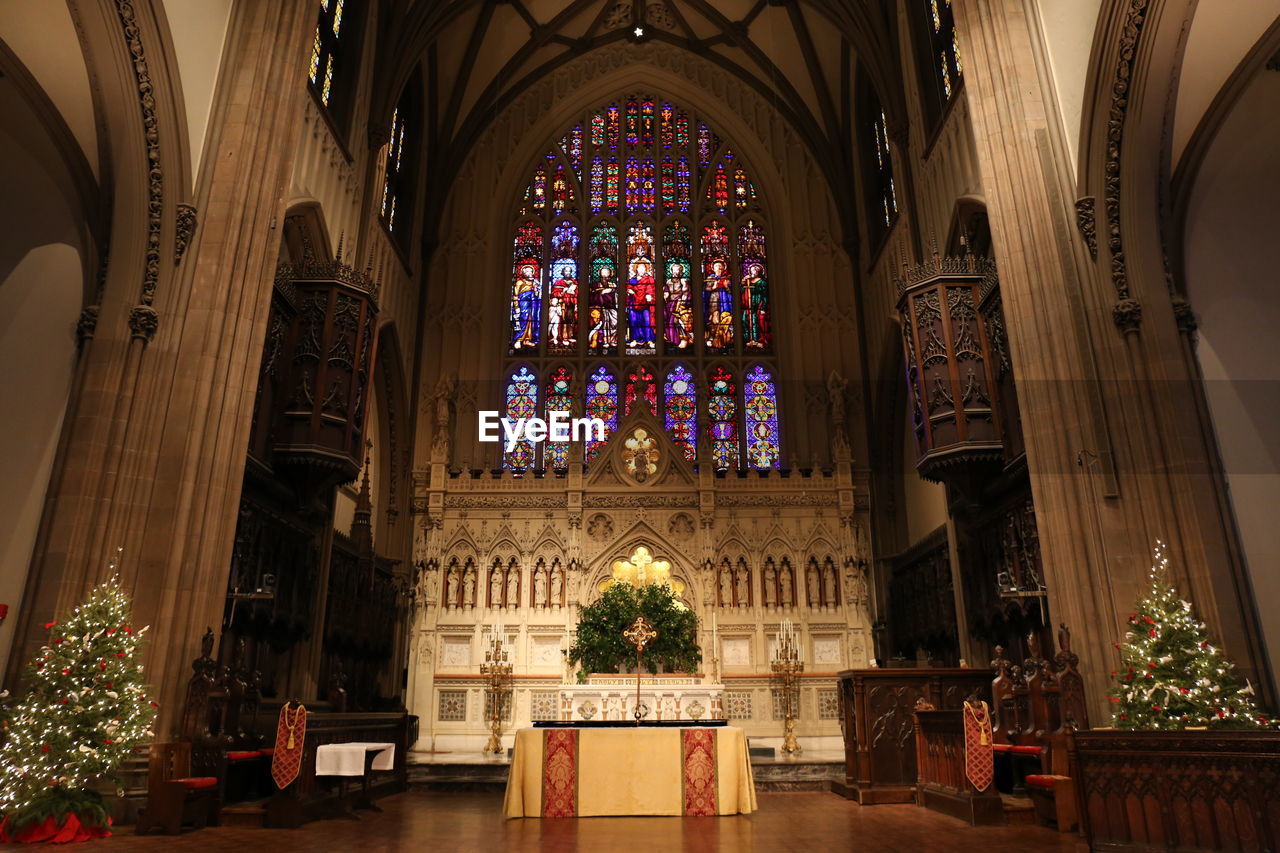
[623,615,657,652]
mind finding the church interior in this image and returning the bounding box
[1,0,1278,849]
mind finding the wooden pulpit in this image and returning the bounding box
[835,667,992,804]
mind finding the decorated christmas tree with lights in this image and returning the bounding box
[1110,541,1269,730]
[0,568,157,843]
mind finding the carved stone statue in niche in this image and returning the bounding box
[431,374,456,460]
[822,563,838,606]
[423,567,438,609]
[490,569,502,608]
[763,563,777,607]
[550,565,563,606]
[806,565,821,607]
[534,566,547,607]
[506,567,519,608]
[463,566,476,607]
[779,563,793,607]
[827,370,849,453]
[718,566,732,606]
[446,567,459,608]
[734,566,748,607]
[847,566,868,606]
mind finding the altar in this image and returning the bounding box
[502,725,756,817]
[557,675,724,722]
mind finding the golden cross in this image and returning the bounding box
[623,615,658,653]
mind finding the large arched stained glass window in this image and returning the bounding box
[544,367,574,469]
[504,366,538,470]
[585,365,618,462]
[744,365,780,469]
[664,365,696,461]
[500,94,784,469]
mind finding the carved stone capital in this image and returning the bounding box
[1111,298,1143,334]
[76,305,100,347]
[368,120,392,151]
[175,203,198,263]
[128,304,160,342]
[1075,197,1097,259]
[1172,296,1197,339]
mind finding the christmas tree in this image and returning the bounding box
[0,566,158,842]
[1110,540,1269,730]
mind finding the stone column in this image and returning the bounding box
[9,0,317,734]
[951,0,1270,718]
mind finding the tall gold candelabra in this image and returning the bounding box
[481,626,512,754]
[770,618,803,756]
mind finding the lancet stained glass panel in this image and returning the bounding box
[702,221,733,352]
[510,222,542,352]
[504,366,538,470]
[544,366,574,469]
[548,221,579,353]
[708,367,739,470]
[739,220,771,351]
[625,222,658,354]
[663,222,694,352]
[587,223,619,354]
[664,365,696,461]
[744,365,780,469]
[585,365,618,462]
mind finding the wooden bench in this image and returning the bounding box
[135,742,222,835]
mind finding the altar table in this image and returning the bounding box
[503,726,757,818]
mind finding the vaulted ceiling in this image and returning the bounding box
[380,0,903,248]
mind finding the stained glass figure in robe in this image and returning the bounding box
[744,365,780,469]
[708,367,739,470]
[547,221,579,352]
[585,365,618,462]
[625,365,657,416]
[544,366,574,469]
[510,222,542,351]
[504,366,538,469]
[739,220,771,350]
[587,223,618,353]
[702,221,734,351]
[625,222,657,354]
[662,222,694,351]
[664,364,696,461]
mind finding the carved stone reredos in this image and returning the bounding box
[586,400,696,490]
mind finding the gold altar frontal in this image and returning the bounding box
[502,726,758,818]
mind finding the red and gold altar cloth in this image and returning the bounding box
[503,726,757,818]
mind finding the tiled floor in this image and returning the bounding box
[46,791,1086,852]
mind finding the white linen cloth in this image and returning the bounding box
[314,742,396,777]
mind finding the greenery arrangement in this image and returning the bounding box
[567,583,701,677]
[0,573,157,842]
[1110,541,1269,730]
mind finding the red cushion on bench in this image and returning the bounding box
[226,750,261,761]
[1024,774,1069,790]
[1010,745,1044,756]
[259,748,275,756]
[992,743,1012,753]
[178,777,218,790]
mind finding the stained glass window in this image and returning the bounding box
[626,99,640,146]
[502,96,784,470]
[662,222,694,352]
[504,366,538,470]
[664,365,696,461]
[587,223,619,354]
[708,367,739,470]
[625,223,657,354]
[605,157,621,215]
[702,221,733,351]
[707,163,730,214]
[921,0,961,107]
[739,220,771,351]
[744,365,780,469]
[873,109,898,226]
[660,158,676,215]
[509,222,542,352]
[585,365,618,462]
[309,0,356,111]
[380,77,418,245]
[561,124,583,176]
[544,367,574,469]
[548,221,579,353]
[625,365,657,416]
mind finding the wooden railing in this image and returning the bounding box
[914,710,1002,825]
